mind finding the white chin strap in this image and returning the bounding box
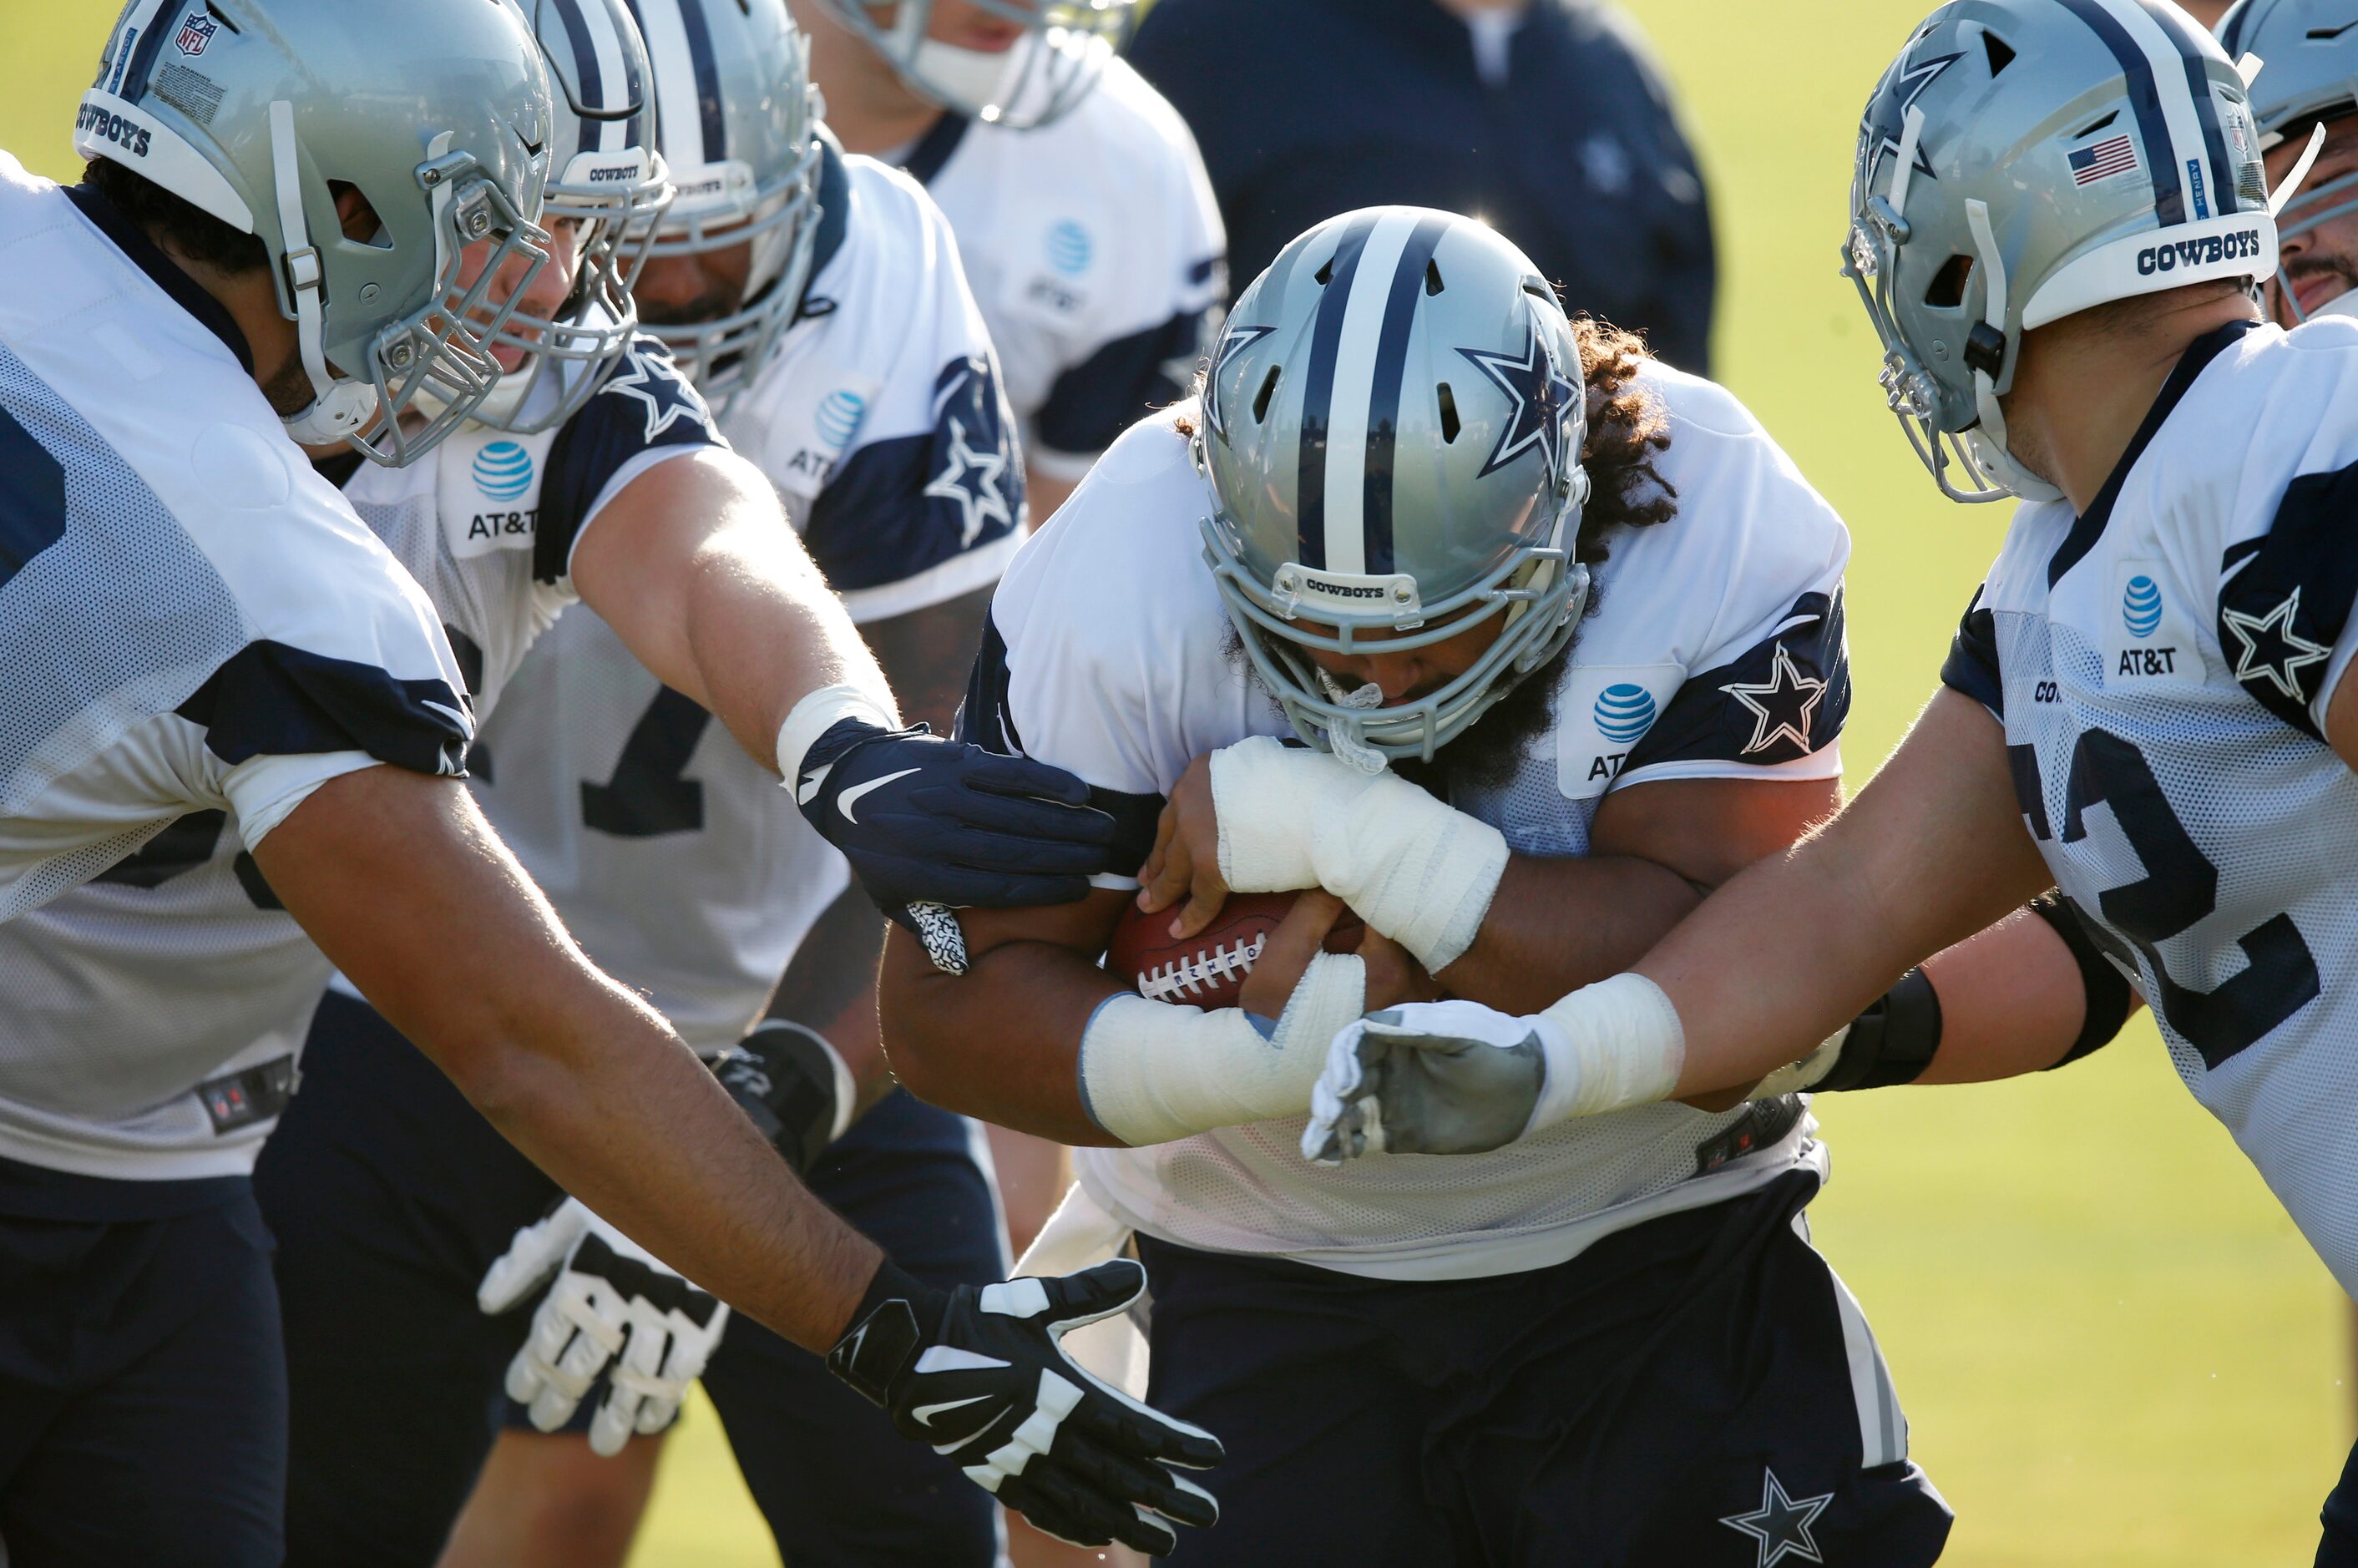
[269,100,378,445]
[1962,196,2063,504]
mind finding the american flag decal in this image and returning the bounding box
[2068,134,2138,186]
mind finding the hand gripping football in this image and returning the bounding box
[1105,893,1364,1010]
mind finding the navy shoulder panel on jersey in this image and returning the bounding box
[1032,294,1213,458]
[1625,589,1849,771]
[956,613,1162,868]
[0,403,66,590]
[2214,462,2358,738]
[533,336,723,584]
[803,355,1025,594]
[177,640,473,776]
[1940,587,2003,721]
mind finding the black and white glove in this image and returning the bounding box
[828,1259,1222,1556]
[789,716,1120,974]
[478,1200,729,1456]
[714,1021,854,1176]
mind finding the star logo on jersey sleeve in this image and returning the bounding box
[1458,329,1576,480]
[926,415,1013,546]
[603,343,713,443]
[1722,642,1828,757]
[2222,585,2332,702]
[1202,322,1274,441]
[1718,1469,1833,1567]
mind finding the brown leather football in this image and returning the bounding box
[1105,893,1364,1009]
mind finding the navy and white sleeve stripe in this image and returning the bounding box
[2215,463,2358,739]
[533,336,723,584]
[1033,273,1217,458]
[1939,585,2004,721]
[1626,590,1851,771]
[803,355,1024,594]
[177,641,474,778]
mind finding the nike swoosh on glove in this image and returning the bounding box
[828,1259,1223,1556]
[792,718,1120,973]
[478,1198,730,1457]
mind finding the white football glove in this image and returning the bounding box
[478,1198,731,1456]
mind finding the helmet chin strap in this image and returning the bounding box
[888,3,1023,119]
[269,100,378,445]
[1963,196,2063,504]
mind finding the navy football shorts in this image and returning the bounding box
[1136,1170,1954,1567]
[256,989,1008,1568]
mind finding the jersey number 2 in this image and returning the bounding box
[2053,728,2318,1068]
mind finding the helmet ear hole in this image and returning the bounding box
[1424,260,1445,296]
[1980,31,2015,77]
[1436,382,1461,443]
[1252,367,1282,423]
[1924,253,1974,308]
[1315,255,1336,285]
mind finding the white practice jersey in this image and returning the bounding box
[1945,317,2358,1296]
[0,229,721,1186]
[0,159,474,1180]
[896,52,1225,482]
[968,363,1851,1278]
[470,148,1024,1055]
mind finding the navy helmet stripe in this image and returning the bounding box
[1359,216,1450,576]
[619,0,662,154]
[119,0,179,104]
[1294,214,1380,572]
[2055,0,2187,225]
[672,0,727,163]
[547,0,605,160]
[2178,50,2237,213]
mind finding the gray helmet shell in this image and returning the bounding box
[78,0,556,465]
[807,0,1132,129]
[472,0,673,433]
[1197,207,1590,767]
[1845,0,2275,503]
[2219,0,2358,321]
[635,0,824,413]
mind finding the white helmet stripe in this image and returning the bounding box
[1318,210,1426,576]
[2079,0,2222,221]
[632,0,710,169]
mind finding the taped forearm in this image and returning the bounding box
[1211,736,1507,973]
[1076,954,1365,1146]
[774,682,902,783]
[1521,973,1689,1132]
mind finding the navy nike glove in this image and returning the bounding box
[791,717,1119,972]
[828,1259,1223,1556]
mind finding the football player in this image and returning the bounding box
[257,3,1052,1565]
[880,205,1956,1561]
[1294,2,2358,1560]
[793,0,1224,525]
[0,2,1217,1564]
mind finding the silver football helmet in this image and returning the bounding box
[1845,0,2275,503]
[78,0,555,464]
[1196,208,1591,767]
[2220,0,2358,321]
[807,0,1131,129]
[471,0,673,433]
[635,0,825,413]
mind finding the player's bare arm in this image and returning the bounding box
[255,762,882,1353]
[881,882,1430,1146]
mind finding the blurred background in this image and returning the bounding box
[1,2,2340,1563]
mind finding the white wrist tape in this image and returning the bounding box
[1210,736,1508,975]
[1525,974,1687,1132]
[1077,953,1367,1146]
[811,1032,858,1143]
[774,681,899,785]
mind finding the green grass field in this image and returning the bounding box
[3,5,2345,1563]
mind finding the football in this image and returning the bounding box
[1104,892,1364,1009]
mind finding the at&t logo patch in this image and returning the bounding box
[2122,574,2163,637]
[1592,683,1657,745]
[1045,220,1093,276]
[2104,559,2199,684]
[473,440,533,501]
[815,390,866,450]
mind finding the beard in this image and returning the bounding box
[1217,623,1575,800]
